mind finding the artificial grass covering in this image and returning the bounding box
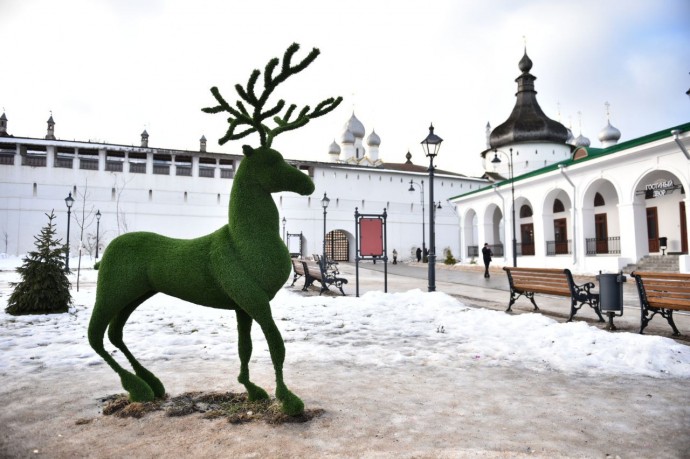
[87,43,341,416]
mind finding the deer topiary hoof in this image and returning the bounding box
[121,373,155,402]
[281,393,305,416]
[136,368,166,398]
[276,386,304,416]
[245,382,270,401]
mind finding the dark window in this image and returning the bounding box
[519,205,533,218]
[553,199,565,213]
[594,192,605,207]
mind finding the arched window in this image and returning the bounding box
[553,199,565,213]
[594,192,605,207]
[520,205,533,218]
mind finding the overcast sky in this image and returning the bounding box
[1,0,689,176]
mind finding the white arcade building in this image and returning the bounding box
[450,50,690,274]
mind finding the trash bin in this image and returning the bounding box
[596,271,627,330]
[659,237,668,255]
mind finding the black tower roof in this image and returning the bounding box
[489,50,568,149]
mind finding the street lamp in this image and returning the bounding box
[95,210,101,259]
[408,179,426,261]
[491,148,517,267]
[421,123,443,292]
[282,216,286,244]
[64,192,75,272]
[321,193,330,271]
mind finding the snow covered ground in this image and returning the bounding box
[1,255,689,381]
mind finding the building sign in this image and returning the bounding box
[642,179,675,198]
[359,218,384,256]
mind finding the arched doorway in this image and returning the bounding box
[542,189,572,255]
[633,170,687,255]
[463,208,478,258]
[516,198,535,256]
[325,229,350,261]
[484,203,504,256]
[582,179,620,255]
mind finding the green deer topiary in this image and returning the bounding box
[88,43,342,416]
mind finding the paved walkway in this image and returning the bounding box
[294,260,690,343]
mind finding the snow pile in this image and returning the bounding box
[1,256,689,380]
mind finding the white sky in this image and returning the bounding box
[1,0,689,176]
[2,258,689,380]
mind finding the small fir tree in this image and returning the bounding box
[443,247,457,265]
[5,210,72,315]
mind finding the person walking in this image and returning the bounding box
[482,243,493,278]
[416,247,422,262]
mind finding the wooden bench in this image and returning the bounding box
[313,254,339,274]
[290,258,308,290]
[304,261,348,296]
[503,267,604,322]
[631,271,690,336]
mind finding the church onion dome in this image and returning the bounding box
[489,49,568,149]
[328,139,341,155]
[344,112,365,138]
[1,113,7,121]
[598,120,621,144]
[341,128,355,144]
[518,51,533,73]
[574,133,591,147]
[367,129,381,147]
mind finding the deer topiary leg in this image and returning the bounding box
[253,308,304,416]
[88,298,155,402]
[107,294,166,398]
[235,308,269,401]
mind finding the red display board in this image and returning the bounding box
[360,218,383,256]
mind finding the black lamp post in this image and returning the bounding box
[64,192,75,272]
[421,123,443,292]
[282,216,286,244]
[491,147,517,267]
[95,209,101,260]
[321,193,330,271]
[407,180,426,260]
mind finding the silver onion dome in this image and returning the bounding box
[328,139,341,154]
[341,128,355,144]
[344,112,365,138]
[598,120,621,145]
[574,133,591,147]
[367,129,381,147]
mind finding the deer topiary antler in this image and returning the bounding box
[203,43,343,147]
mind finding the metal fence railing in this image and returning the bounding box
[585,236,621,255]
